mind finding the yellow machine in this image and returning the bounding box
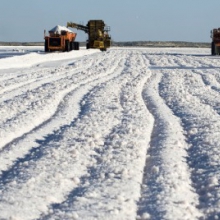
[67,20,111,51]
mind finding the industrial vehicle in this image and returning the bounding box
[44,25,79,52]
[211,28,220,55]
[67,20,111,51]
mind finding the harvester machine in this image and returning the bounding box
[44,25,79,52]
[67,20,111,51]
[211,28,220,55]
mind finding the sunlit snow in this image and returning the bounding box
[0,46,220,220]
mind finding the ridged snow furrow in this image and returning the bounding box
[0,50,130,220]
[160,69,220,219]
[137,71,202,220]
[0,51,118,150]
[145,53,218,70]
[0,60,94,102]
[1,47,220,220]
[0,51,110,104]
[0,51,109,119]
[0,50,125,172]
[170,55,215,69]
[192,69,220,114]
[0,51,97,87]
[40,51,154,220]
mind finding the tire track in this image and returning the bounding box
[1,48,219,220]
[136,54,206,220]
[0,50,131,220]
[136,71,202,220]
[159,68,220,219]
[0,52,118,149]
[188,69,220,115]
[39,50,153,220]
[0,51,126,172]
[0,51,107,102]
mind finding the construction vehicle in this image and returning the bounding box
[67,20,111,51]
[44,25,79,52]
[211,28,220,55]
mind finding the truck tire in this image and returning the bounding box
[216,46,220,55]
[73,42,76,50]
[65,40,70,52]
[211,42,216,55]
[73,42,79,50]
[86,43,90,49]
[45,39,49,52]
[70,41,73,51]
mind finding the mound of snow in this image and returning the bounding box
[49,25,73,34]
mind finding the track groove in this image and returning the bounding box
[137,70,202,220]
[0,51,127,173]
[1,47,220,220]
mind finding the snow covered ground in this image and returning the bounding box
[0,46,220,220]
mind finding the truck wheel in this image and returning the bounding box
[76,42,79,50]
[217,46,220,55]
[73,42,76,50]
[70,41,73,51]
[86,43,90,49]
[45,39,49,52]
[73,42,79,50]
[211,42,216,55]
[65,40,70,52]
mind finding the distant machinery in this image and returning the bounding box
[67,20,111,51]
[44,25,79,52]
[211,28,220,55]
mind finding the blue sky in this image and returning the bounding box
[0,0,219,42]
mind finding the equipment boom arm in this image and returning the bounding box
[67,22,88,33]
